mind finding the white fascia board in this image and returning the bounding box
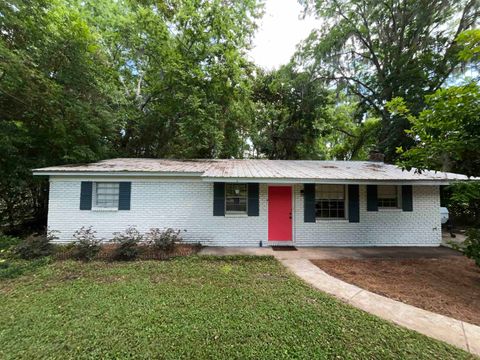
[200,177,459,185]
[32,171,203,178]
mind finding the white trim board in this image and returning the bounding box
[35,172,463,185]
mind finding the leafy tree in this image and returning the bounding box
[318,95,380,160]
[297,0,479,161]
[446,182,480,226]
[0,0,121,231]
[0,0,262,232]
[457,29,480,63]
[463,228,480,267]
[386,29,480,226]
[77,0,262,159]
[250,65,332,159]
[389,84,480,177]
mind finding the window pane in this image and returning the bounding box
[225,184,247,213]
[378,185,397,198]
[315,185,346,219]
[226,197,247,212]
[95,182,119,208]
[378,185,398,208]
[225,184,247,197]
[316,184,345,199]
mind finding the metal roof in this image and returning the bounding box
[33,158,212,174]
[32,158,473,184]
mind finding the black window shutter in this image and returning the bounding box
[367,185,378,211]
[118,182,131,210]
[80,182,92,210]
[247,183,259,216]
[304,184,316,223]
[402,185,413,211]
[348,185,360,222]
[213,182,225,216]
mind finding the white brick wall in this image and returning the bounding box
[48,178,441,247]
[293,184,441,246]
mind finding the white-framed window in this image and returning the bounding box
[378,185,400,208]
[225,183,248,214]
[94,182,120,208]
[315,184,346,219]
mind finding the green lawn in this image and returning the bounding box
[0,256,472,359]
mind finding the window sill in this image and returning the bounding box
[378,208,402,212]
[91,207,118,212]
[316,218,349,223]
[225,213,248,218]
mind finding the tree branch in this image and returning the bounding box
[333,126,357,138]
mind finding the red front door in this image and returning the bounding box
[268,186,292,241]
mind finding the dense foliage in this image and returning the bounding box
[464,228,480,267]
[250,66,332,159]
[385,30,480,226]
[389,83,480,177]
[298,0,479,161]
[14,230,57,259]
[0,0,262,231]
[1,0,121,231]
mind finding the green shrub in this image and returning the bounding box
[0,234,22,251]
[464,228,480,267]
[72,226,102,262]
[15,230,58,260]
[0,234,22,261]
[111,226,143,261]
[145,228,183,253]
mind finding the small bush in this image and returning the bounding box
[15,230,58,260]
[464,228,480,267]
[111,226,143,261]
[145,228,183,253]
[72,226,102,261]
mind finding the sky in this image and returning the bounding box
[248,0,321,70]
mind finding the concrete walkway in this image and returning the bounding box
[199,246,480,356]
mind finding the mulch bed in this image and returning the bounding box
[311,257,480,326]
[54,243,201,261]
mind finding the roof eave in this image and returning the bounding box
[31,171,473,184]
[200,177,467,185]
[32,171,204,177]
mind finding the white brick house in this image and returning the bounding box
[33,158,471,247]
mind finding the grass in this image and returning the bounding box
[0,256,473,359]
[0,234,50,280]
[0,257,50,279]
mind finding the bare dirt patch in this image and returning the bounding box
[311,257,480,326]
